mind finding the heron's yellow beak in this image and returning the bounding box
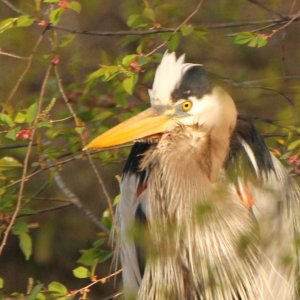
[83,108,174,150]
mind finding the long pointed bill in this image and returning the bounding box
[83,108,174,150]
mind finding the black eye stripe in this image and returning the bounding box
[171,66,212,102]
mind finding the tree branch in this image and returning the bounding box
[247,0,285,18]
[53,66,115,220]
[0,63,52,256]
[50,162,110,233]
[5,32,45,107]
[0,0,26,15]
[48,14,300,38]
[146,0,205,56]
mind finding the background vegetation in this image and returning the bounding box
[0,0,299,299]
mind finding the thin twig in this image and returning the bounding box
[263,133,300,138]
[49,25,174,36]
[0,50,29,60]
[236,85,294,105]
[247,0,285,18]
[0,0,27,14]
[51,162,110,233]
[26,196,70,202]
[146,0,204,56]
[229,75,300,86]
[0,143,37,150]
[267,9,300,38]
[100,292,123,300]
[69,269,122,297]
[5,33,45,106]
[48,14,300,37]
[18,203,73,218]
[0,63,52,255]
[54,66,115,219]
[3,143,131,191]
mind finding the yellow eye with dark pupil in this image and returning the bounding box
[182,100,192,111]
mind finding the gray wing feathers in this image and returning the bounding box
[116,174,144,297]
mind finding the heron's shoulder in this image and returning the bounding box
[227,116,274,177]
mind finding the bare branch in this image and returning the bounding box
[0,143,37,150]
[0,63,53,255]
[267,9,300,37]
[5,33,45,106]
[51,163,110,233]
[0,50,29,60]
[247,0,285,18]
[49,25,174,36]
[4,144,131,191]
[47,14,300,38]
[18,203,73,218]
[146,0,205,56]
[53,66,115,219]
[68,269,122,297]
[0,0,27,15]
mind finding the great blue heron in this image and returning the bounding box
[85,53,300,299]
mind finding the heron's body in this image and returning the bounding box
[85,53,300,299]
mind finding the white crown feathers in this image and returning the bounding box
[148,52,201,106]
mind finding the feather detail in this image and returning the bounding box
[149,52,201,106]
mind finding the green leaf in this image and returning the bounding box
[28,284,43,300]
[234,32,267,48]
[5,127,21,141]
[93,110,113,121]
[26,103,38,124]
[98,249,113,263]
[75,127,84,135]
[143,8,155,21]
[167,33,180,51]
[68,1,81,13]
[44,0,60,2]
[0,278,3,289]
[113,194,120,205]
[35,293,46,300]
[0,18,17,34]
[14,112,27,123]
[77,248,99,266]
[16,15,35,27]
[49,7,64,25]
[86,65,120,83]
[48,281,68,296]
[0,188,6,196]
[127,14,148,29]
[122,74,138,95]
[12,220,28,235]
[0,156,22,171]
[37,120,52,128]
[288,139,300,151]
[0,113,14,127]
[122,54,137,66]
[180,24,194,36]
[248,36,258,47]
[137,55,150,66]
[234,32,254,45]
[19,232,32,260]
[59,34,75,48]
[72,266,91,278]
[256,36,268,48]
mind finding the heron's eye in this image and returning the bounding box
[182,100,192,111]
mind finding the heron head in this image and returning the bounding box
[84,53,237,150]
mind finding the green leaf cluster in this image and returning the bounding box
[234,32,268,48]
